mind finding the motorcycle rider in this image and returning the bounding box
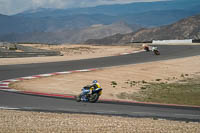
[151,46,160,55]
[81,80,101,101]
[142,43,150,51]
[90,80,101,91]
[151,46,158,51]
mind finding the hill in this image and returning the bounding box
[16,0,200,17]
[85,14,200,44]
[0,22,137,44]
[14,0,200,27]
[0,0,200,44]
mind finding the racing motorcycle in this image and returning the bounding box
[144,46,150,52]
[76,85,102,103]
[142,44,150,52]
[152,46,160,55]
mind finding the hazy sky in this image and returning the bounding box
[0,0,168,15]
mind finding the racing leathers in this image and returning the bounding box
[81,83,101,101]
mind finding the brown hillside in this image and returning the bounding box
[85,14,200,44]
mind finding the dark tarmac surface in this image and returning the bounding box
[0,45,200,121]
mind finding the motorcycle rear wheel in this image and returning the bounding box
[76,94,81,102]
[89,93,99,103]
[144,47,150,52]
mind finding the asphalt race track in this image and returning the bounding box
[0,45,200,122]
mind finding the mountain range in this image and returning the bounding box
[0,0,200,44]
[0,22,138,44]
[85,14,200,44]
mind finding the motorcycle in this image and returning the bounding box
[152,46,160,55]
[144,46,150,52]
[76,85,102,103]
[142,44,150,52]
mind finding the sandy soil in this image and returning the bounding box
[10,55,200,101]
[0,44,142,66]
[0,109,199,133]
[2,44,200,131]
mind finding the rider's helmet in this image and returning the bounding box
[92,80,98,84]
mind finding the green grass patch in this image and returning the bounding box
[117,77,200,106]
[111,81,117,88]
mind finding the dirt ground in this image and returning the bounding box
[2,44,200,131]
[10,55,200,101]
[0,109,199,133]
[0,44,142,65]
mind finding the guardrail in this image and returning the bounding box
[152,39,193,44]
[0,51,61,58]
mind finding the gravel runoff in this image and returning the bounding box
[0,109,199,133]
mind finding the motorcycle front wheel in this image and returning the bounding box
[154,50,160,55]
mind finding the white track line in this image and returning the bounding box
[21,76,37,79]
[55,71,72,74]
[0,82,9,85]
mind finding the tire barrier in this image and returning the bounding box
[0,42,61,58]
[0,51,61,58]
